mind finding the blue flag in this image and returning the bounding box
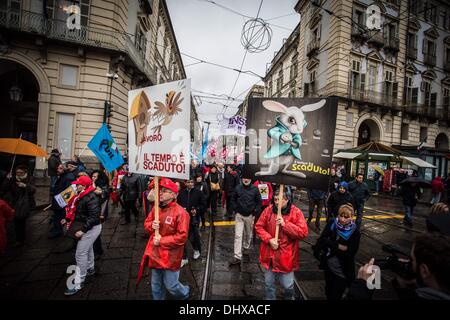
[88,124,124,172]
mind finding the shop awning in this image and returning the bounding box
[401,156,436,169]
[333,152,361,159]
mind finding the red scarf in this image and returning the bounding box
[65,185,95,229]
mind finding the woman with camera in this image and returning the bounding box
[313,203,361,300]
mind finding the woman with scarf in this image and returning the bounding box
[314,204,361,300]
[0,165,36,246]
[61,175,101,296]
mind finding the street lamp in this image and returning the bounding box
[9,85,23,102]
[104,72,118,128]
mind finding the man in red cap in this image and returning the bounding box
[137,177,190,300]
[61,175,101,296]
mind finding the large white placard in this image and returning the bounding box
[128,79,191,179]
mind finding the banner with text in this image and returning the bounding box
[128,79,191,179]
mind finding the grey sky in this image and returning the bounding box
[166,0,300,138]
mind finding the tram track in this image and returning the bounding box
[200,211,216,300]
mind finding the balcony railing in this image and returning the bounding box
[444,61,450,72]
[366,30,385,47]
[349,88,399,108]
[0,9,157,84]
[405,104,450,121]
[306,38,320,57]
[351,24,369,40]
[384,37,399,51]
[423,53,436,66]
[407,46,417,59]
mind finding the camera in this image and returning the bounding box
[374,244,415,280]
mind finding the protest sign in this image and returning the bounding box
[54,184,77,208]
[128,79,191,179]
[243,97,338,191]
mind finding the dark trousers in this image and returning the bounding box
[308,198,324,227]
[188,216,201,252]
[93,235,104,256]
[14,218,26,243]
[226,193,234,216]
[124,200,138,222]
[324,268,348,300]
[210,191,219,214]
[355,202,364,228]
[51,209,65,235]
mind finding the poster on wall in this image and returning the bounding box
[243,97,338,191]
[128,79,191,180]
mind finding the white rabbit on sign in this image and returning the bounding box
[255,99,326,179]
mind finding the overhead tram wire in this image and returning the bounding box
[220,0,265,119]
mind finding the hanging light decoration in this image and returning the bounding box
[9,65,23,102]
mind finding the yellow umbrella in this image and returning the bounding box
[372,165,385,176]
[0,137,48,175]
[0,138,48,157]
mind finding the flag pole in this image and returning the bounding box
[154,176,160,238]
[274,184,284,244]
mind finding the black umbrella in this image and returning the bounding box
[399,176,432,188]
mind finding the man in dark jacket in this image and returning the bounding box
[224,165,240,219]
[348,174,370,228]
[177,178,206,261]
[327,182,355,221]
[66,160,81,178]
[229,178,262,265]
[328,169,340,194]
[120,167,140,225]
[49,164,75,238]
[400,182,421,227]
[307,189,327,232]
[61,175,101,295]
[190,161,203,180]
[347,233,450,300]
[48,149,61,195]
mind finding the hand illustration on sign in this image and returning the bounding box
[129,90,152,170]
[255,99,326,179]
[151,90,184,134]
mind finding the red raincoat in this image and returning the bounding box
[137,201,190,284]
[0,199,15,254]
[431,177,445,195]
[255,204,308,273]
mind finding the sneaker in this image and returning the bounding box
[181,259,189,268]
[87,268,96,277]
[229,257,241,266]
[64,284,84,296]
[193,250,201,260]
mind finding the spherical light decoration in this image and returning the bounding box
[240,18,273,53]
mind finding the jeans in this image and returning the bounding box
[355,202,364,229]
[151,268,189,300]
[264,266,295,300]
[210,191,219,214]
[226,193,234,216]
[404,205,414,222]
[234,213,254,260]
[75,224,102,284]
[375,180,380,193]
[431,193,442,205]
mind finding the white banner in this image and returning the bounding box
[220,115,246,136]
[128,79,191,179]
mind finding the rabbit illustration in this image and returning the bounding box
[255,99,326,179]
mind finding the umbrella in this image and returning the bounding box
[0,137,48,174]
[372,165,385,176]
[399,176,432,188]
[0,138,48,157]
